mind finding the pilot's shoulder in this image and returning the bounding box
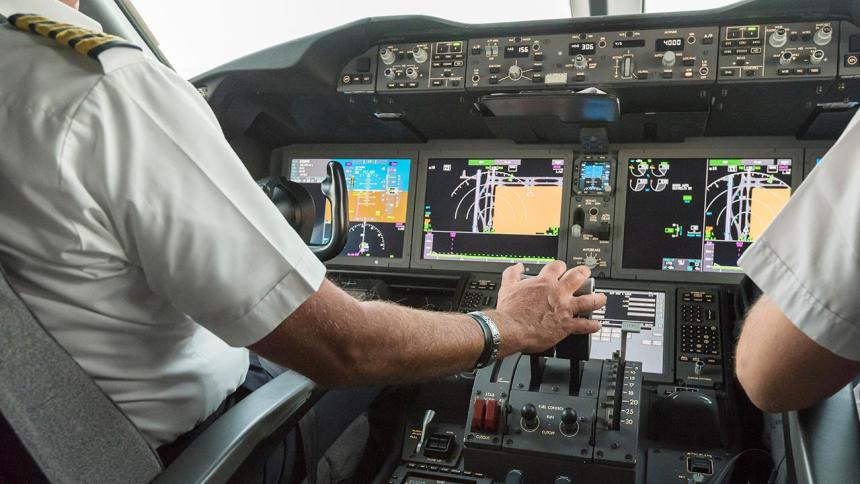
[4,13,144,75]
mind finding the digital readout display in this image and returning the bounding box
[655,37,685,51]
[613,39,646,48]
[569,42,597,55]
[504,44,530,58]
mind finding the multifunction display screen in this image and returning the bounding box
[590,289,667,375]
[623,157,793,273]
[422,158,565,265]
[578,159,612,193]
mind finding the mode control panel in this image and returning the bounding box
[568,155,614,277]
[675,289,724,388]
[718,21,838,80]
[466,27,718,89]
[376,41,467,92]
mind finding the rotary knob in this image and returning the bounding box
[810,49,825,64]
[412,46,429,64]
[405,67,419,80]
[583,254,599,269]
[379,46,396,65]
[508,64,523,81]
[574,54,587,68]
[662,50,676,68]
[383,68,396,80]
[779,51,793,66]
[814,25,833,46]
[521,403,539,431]
[769,28,788,48]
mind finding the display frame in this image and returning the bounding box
[273,146,419,269]
[410,149,573,274]
[592,279,676,384]
[803,146,832,179]
[612,147,803,284]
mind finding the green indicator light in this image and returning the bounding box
[747,26,757,31]
[683,195,693,202]
[708,159,743,167]
[665,227,675,234]
[468,159,499,166]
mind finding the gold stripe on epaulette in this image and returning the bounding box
[11,14,45,30]
[8,13,142,60]
[54,28,94,45]
[74,36,119,57]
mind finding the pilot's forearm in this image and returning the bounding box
[736,296,860,412]
[249,279,524,388]
[351,300,528,385]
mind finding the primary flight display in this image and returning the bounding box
[289,158,411,259]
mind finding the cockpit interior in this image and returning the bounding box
[3,0,860,483]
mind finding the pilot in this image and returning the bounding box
[736,118,860,411]
[0,0,606,479]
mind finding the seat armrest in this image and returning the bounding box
[786,384,860,484]
[151,371,319,484]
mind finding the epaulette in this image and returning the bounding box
[7,13,141,60]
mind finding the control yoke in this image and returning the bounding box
[257,161,349,262]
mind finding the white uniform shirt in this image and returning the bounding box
[740,111,860,362]
[0,0,325,447]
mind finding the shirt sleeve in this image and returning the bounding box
[62,57,326,348]
[739,112,860,362]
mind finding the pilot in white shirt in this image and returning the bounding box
[0,0,605,463]
[737,111,860,411]
[0,0,325,446]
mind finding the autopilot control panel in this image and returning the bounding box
[339,20,848,93]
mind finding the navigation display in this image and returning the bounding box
[623,157,792,273]
[422,158,565,265]
[289,158,411,259]
[590,289,666,375]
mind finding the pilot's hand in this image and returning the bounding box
[494,261,606,355]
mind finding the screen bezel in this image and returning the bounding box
[410,149,573,274]
[274,147,418,269]
[593,279,676,384]
[803,146,831,179]
[612,148,803,284]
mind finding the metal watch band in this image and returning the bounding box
[468,311,502,369]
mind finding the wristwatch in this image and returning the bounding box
[467,311,502,370]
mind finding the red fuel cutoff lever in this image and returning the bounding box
[471,398,486,432]
[483,398,499,432]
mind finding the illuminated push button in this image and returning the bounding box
[471,398,486,432]
[483,398,499,432]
